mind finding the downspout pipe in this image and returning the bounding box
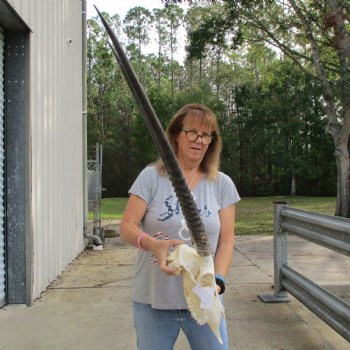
[82,1,102,247]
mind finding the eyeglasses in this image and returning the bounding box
[182,128,213,145]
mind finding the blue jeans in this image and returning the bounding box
[132,301,229,350]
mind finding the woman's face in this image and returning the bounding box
[176,115,212,167]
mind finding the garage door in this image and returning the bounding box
[0,29,5,306]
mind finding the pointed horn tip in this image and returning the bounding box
[94,5,102,18]
[94,5,110,29]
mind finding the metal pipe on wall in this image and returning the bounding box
[82,0,88,242]
[82,1,101,247]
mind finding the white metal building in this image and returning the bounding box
[0,0,87,305]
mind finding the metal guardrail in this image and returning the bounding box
[259,204,350,342]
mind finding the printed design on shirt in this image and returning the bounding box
[198,205,212,217]
[158,195,180,221]
[158,192,212,241]
[178,218,191,241]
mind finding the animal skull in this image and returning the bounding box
[167,244,224,344]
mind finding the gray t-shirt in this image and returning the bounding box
[129,165,240,309]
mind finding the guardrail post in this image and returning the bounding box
[259,202,289,303]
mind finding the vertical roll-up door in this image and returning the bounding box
[0,29,5,307]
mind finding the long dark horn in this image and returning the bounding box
[95,7,211,256]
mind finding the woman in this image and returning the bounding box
[120,103,240,350]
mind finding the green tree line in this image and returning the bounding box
[167,0,350,216]
[87,3,337,204]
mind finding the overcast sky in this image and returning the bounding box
[87,0,187,62]
[87,0,165,19]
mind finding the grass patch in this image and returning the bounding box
[90,196,336,235]
[235,196,336,235]
[88,197,129,220]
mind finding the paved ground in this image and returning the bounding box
[0,220,349,350]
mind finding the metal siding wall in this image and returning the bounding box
[0,30,5,306]
[7,0,84,299]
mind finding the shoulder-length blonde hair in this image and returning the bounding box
[156,103,222,180]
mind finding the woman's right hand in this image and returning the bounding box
[142,235,183,276]
[120,195,183,275]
